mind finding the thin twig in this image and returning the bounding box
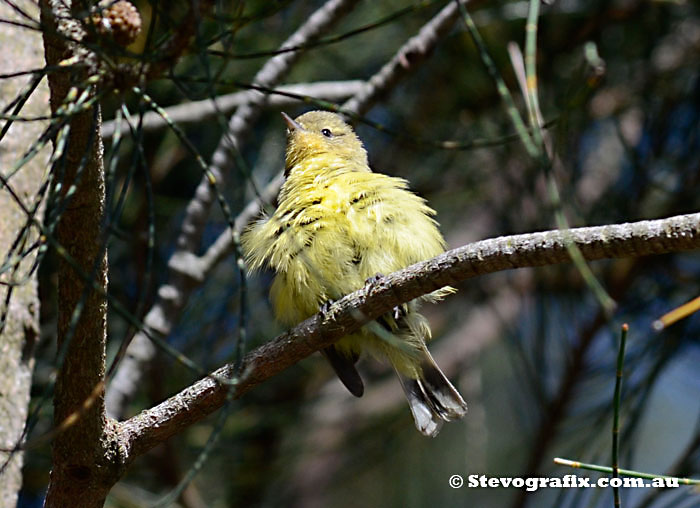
[554,458,699,486]
[612,323,629,508]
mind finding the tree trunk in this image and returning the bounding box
[40,1,118,506]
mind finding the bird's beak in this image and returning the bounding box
[281,112,304,132]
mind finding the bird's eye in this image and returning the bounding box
[321,128,333,138]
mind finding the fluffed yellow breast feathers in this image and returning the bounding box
[242,167,447,325]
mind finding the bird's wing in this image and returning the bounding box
[341,172,448,280]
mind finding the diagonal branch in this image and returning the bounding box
[118,212,700,462]
[343,0,469,116]
[105,0,360,419]
[177,0,360,254]
[105,0,467,419]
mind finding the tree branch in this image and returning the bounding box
[118,212,700,462]
[105,0,360,419]
[343,0,469,116]
[101,80,366,139]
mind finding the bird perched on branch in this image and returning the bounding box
[242,110,467,436]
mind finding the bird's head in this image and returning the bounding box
[282,110,369,176]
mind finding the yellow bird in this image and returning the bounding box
[242,111,467,436]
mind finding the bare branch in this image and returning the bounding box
[101,81,366,139]
[342,0,467,116]
[106,0,360,419]
[118,212,700,461]
[177,0,360,255]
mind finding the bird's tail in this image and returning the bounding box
[322,345,364,397]
[394,347,468,437]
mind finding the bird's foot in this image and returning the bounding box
[319,299,336,317]
[365,273,405,321]
[365,273,385,286]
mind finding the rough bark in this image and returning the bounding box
[40,1,118,506]
[0,1,47,504]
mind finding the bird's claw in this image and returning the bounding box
[365,273,406,320]
[365,273,385,287]
[393,305,406,321]
[319,299,336,317]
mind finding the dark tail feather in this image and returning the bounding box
[396,373,444,437]
[395,348,467,437]
[322,346,364,397]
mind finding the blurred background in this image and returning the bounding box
[18,0,700,506]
